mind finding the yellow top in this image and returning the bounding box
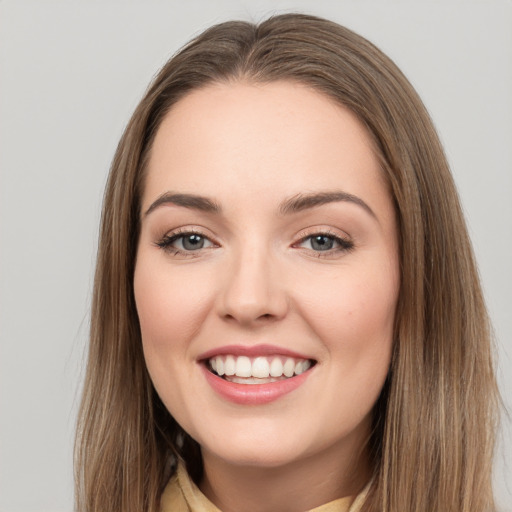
[160,463,368,512]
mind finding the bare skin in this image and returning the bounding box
[200,419,371,512]
[135,81,398,511]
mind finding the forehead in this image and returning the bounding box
[144,80,388,213]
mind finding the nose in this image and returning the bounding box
[217,246,289,326]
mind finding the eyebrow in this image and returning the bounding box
[144,190,376,219]
[279,191,376,219]
[144,192,221,216]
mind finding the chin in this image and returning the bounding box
[193,418,342,471]
[202,442,307,469]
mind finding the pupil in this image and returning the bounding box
[311,235,333,251]
[183,234,204,250]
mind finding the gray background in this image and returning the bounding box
[0,1,511,511]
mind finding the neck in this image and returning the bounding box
[199,435,371,512]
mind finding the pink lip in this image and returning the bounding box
[200,363,314,405]
[197,344,312,361]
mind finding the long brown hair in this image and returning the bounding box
[75,13,499,512]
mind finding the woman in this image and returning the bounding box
[75,13,500,512]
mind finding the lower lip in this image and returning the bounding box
[201,365,312,405]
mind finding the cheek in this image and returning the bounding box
[293,260,398,361]
[305,277,395,330]
[133,256,217,424]
[133,257,211,357]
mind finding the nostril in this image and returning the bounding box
[221,310,279,325]
[217,267,289,324]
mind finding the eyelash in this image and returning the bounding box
[294,230,354,257]
[155,229,354,258]
[155,228,215,257]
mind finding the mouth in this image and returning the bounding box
[204,355,316,385]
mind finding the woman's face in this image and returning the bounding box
[134,81,399,471]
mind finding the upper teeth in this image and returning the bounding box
[209,355,311,379]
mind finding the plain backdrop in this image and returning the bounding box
[0,1,511,511]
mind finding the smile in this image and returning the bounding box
[208,355,313,384]
[199,346,317,405]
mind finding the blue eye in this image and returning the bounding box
[309,235,336,251]
[157,232,214,253]
[298,233,353,253]
[179,234,208,250]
